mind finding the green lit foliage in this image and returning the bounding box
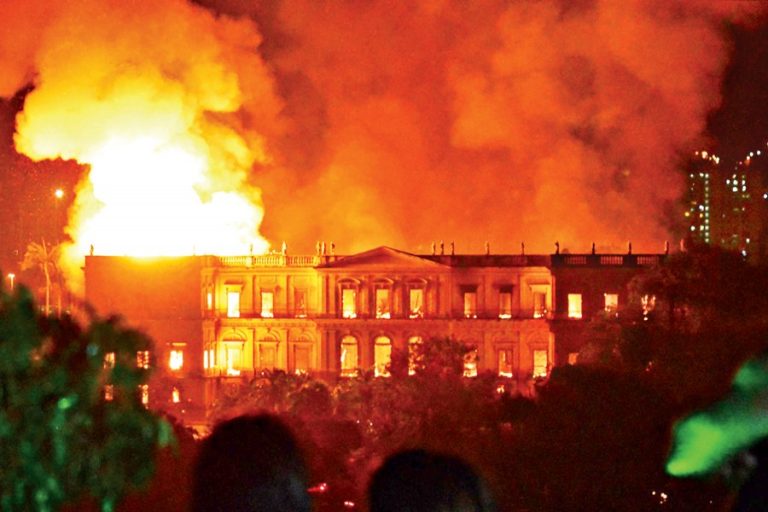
[667,355,768,477]
[0,283,173,512]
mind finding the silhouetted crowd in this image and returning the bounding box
[191,414,496,512]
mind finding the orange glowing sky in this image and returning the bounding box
[1,0,766,277]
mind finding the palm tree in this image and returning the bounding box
[21,239,61,315]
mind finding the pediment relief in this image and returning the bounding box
[320,246,447,270]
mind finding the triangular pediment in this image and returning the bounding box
[319,246,447,269]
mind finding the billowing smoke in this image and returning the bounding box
[209,0,763,254]
[1,0,764,272]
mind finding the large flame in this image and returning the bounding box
[6,0,278,286]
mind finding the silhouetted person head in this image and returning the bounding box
[368,449,495,512]
[191,414,310,512]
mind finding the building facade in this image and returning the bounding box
[85,246,664,425]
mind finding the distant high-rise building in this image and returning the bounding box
[685,151,716,245]
[685,147,768,262]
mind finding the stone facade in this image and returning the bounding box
[84,246,665,425]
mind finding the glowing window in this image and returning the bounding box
[567,294,582,319]
[294,346,310,374]
[136,350,150,369]
[208,348,215,369]
[375,288,391,319]
[206,290,213,310]
[104,385,114,402]
[225,343,243,376]
[342,288,357,319]
[140,384,149,407]
[171,387,180,404]
[203,349,209,370]
[604,293,618,313]
[227,291,240,318]
[169,349,184,371]
[104,352,115,369]
[463,290,477,318]
[533,292,546,318]
[408,336,423,375]
[294,289,307,318]
[567,352,579,365]
[257,343,276,369]
[641,294,656,317]
[340,335,358,377]
[374,336,392,377]
[260,291,274,318]
[533,350,548,378]
[499,288,512,319]
[498,349,513,377]
[463,348,478,377]
[408,288,424,318]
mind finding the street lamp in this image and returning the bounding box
[6,273,15,291]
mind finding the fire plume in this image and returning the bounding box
[5,0,279,286]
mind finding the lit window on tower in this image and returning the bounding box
[171,387,180,404]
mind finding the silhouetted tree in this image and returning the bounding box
[0,282,173,512]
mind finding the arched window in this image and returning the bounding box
[374,336,392,377]
[340,335,359,377]
[408,336,423,375]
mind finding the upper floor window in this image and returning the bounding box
[260,291,274,318]
[342,288,357,319]
[533,291,547,318]
[294,289,307,318]
[171,387,181,404]
[140,384,149,407]
[136,350,150,369]
[169,349,184,371]
[462,287,477,318]
[408,288,424,318]
[206,289,213,310]
[375,287,391,319]
[227,291,241,318]
[567,293,583,319]
[374,336,392,377]
[533,349,548,378]
[499,286,513,319]
[604,293,618,313]
[340,335,359,377]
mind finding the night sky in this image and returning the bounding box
[1,3,768,278]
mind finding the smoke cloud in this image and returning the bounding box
[2,0,765,261]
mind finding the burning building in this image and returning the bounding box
[84,244,664,425]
